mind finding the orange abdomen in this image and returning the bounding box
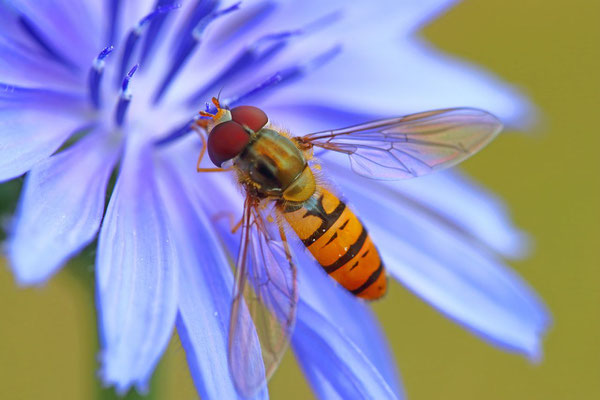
[282,188,387,300]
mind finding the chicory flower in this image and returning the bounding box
[1,0,549,398]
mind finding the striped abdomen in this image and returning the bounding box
[281,188,387,300]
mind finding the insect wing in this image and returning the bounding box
[302,108,502,179]
[228,197,298,397]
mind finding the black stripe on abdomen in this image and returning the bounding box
[322,228,368,274]
[350,261,384,295]
[300,201,345,246]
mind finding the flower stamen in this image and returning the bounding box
[155,43,340,147]
[106,0,122,45]
[171,0,218,61]
[186,31,299,105]
[154,14,342,147]
[117,4,181,86]
[226,45,342,106]
[115,64,139,127]
[186,11,342,106]
[154,118,196,146]
[139,1,182,66]
[152,2,241,104]
[88,46,114,109]
[210,1,277,46]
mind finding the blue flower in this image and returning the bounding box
[1,0,549,399]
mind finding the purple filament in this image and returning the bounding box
[115,64,139,126]
[226,45,342,107]
[154,7,344,148]
[171,0,218,60]
[210,0,276,47]
[139,0,181,66]
[154,118,196,146]
[17,15,77,71]
[185,11,342,106]
[155,45,340,146]
[152,2,241,104]
[88,46,114,109]
[117,3,180,86]
[186,31,299,106]
[106,0,122,45]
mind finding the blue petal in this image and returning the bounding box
[292,247,404,399]
[266,0,457,38]
[0,36,81,88]
[8,131,121,285]
[154,144,267,400]
[293,302,400,400]
[4,0,103,71]
[393,0,459,34]
[261,20,534,128]
[0,82,85,109]
[326,161,550,359]
[164,136,403,399]
[381,170,530,259]
[0,107,87,182]
[96,135,178,392]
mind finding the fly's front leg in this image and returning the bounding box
[193,123,234,173]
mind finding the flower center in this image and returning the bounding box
[82,2,344,143]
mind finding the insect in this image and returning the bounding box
[194,97,502,397]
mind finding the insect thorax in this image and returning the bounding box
[235,128,314,201]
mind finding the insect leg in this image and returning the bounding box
[212,211,244,234]
[273,208,297,284]
[193,124,234,173]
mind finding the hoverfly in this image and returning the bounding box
[193,97,502,397]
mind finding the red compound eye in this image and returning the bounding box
[207,120,250,167]
[230,105,268,133]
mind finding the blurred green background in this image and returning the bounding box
[1,0,598,398]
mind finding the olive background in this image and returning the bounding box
[0,0,598,399]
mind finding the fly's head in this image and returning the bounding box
[198,97,269,167]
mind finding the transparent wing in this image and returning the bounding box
[300,108,503,180]
[228,195,298,398]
